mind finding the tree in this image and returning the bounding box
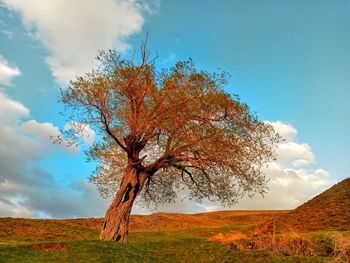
[60,44,278,242]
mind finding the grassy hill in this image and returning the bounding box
[206,179,350,261]
[258,178,350,234]
[0,210,331,263]
[1,177,349,263]
[0,210,286,243]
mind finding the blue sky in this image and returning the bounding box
[0,0,349,218]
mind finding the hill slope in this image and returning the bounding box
[0,210,287,243]
[261,178,350,233]
[1,210,330,263]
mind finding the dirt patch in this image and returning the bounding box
[32,243,72,250]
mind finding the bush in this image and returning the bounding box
[332,234,350,263]
[244,235,315,256]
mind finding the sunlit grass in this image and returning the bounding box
[0,211,336,262]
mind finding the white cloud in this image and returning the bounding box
[0,198,36,218]
[276,141,315,167]
[0,91,93,217]
[0,90,76,160]
[0,55,21,85]
[265,121,297,142]
[64,121,95,145]
[21,120,61,142]
[236,164,331,210]
[22,120,79,153]
[1,0,149,84]
[265,121,315,167]
[145,121,333,212]
[227,121,331,210]
[0,91,29,125]
[0,94,78,154]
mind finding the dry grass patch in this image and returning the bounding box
[32,243,72,250]
[245,234,315,256]
[209,231,247,244]
[332,234,350,262]
[259,178,350,234]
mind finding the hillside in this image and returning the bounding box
[258,178,350,233]
[1,210,302,262]
[0,210,287,243]
[0,210,343,262]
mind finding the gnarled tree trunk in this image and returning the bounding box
[100,166,147,242]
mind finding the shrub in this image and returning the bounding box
[332,234,350,263]
[245,235,315,256]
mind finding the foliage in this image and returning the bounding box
[332,233,350,263]
[60,44,279,208]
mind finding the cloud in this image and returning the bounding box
[0,56,107,218]
[265,121,297,142]
[190,121,332,211]
[0,91,29,124]
[1,30,13,39]
[0,55,21,85]
[21,120,79,153]
[1,0,149,84]
[20,179,109,218]
[64,121,95,145]
[0,197,36,218]
[276,142,315,167]
[0,91,99,218]
[142,121,333,213]
[0,94,334,218]
[232,164,331,210]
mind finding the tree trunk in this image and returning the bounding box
[100,166,146,242]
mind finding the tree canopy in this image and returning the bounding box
[61,45,279,241]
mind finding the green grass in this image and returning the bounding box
[0,212,343,262]
[2,179,348,262]
[0,227,331,262]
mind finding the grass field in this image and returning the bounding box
[0,210,340,262]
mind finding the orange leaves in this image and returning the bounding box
[61,45,279,207]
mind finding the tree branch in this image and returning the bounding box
[98,108,129,153]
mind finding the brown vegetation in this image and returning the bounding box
[208,178,350,258]
[60,44,279,241]
[255,178,350,234]
[243,234,315,256]
[332,234,350,263]
[32,243,72,250]
[0,210,287,242]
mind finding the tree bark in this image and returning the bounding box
[100,166,146,242]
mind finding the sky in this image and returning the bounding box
[0,0,349,218]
